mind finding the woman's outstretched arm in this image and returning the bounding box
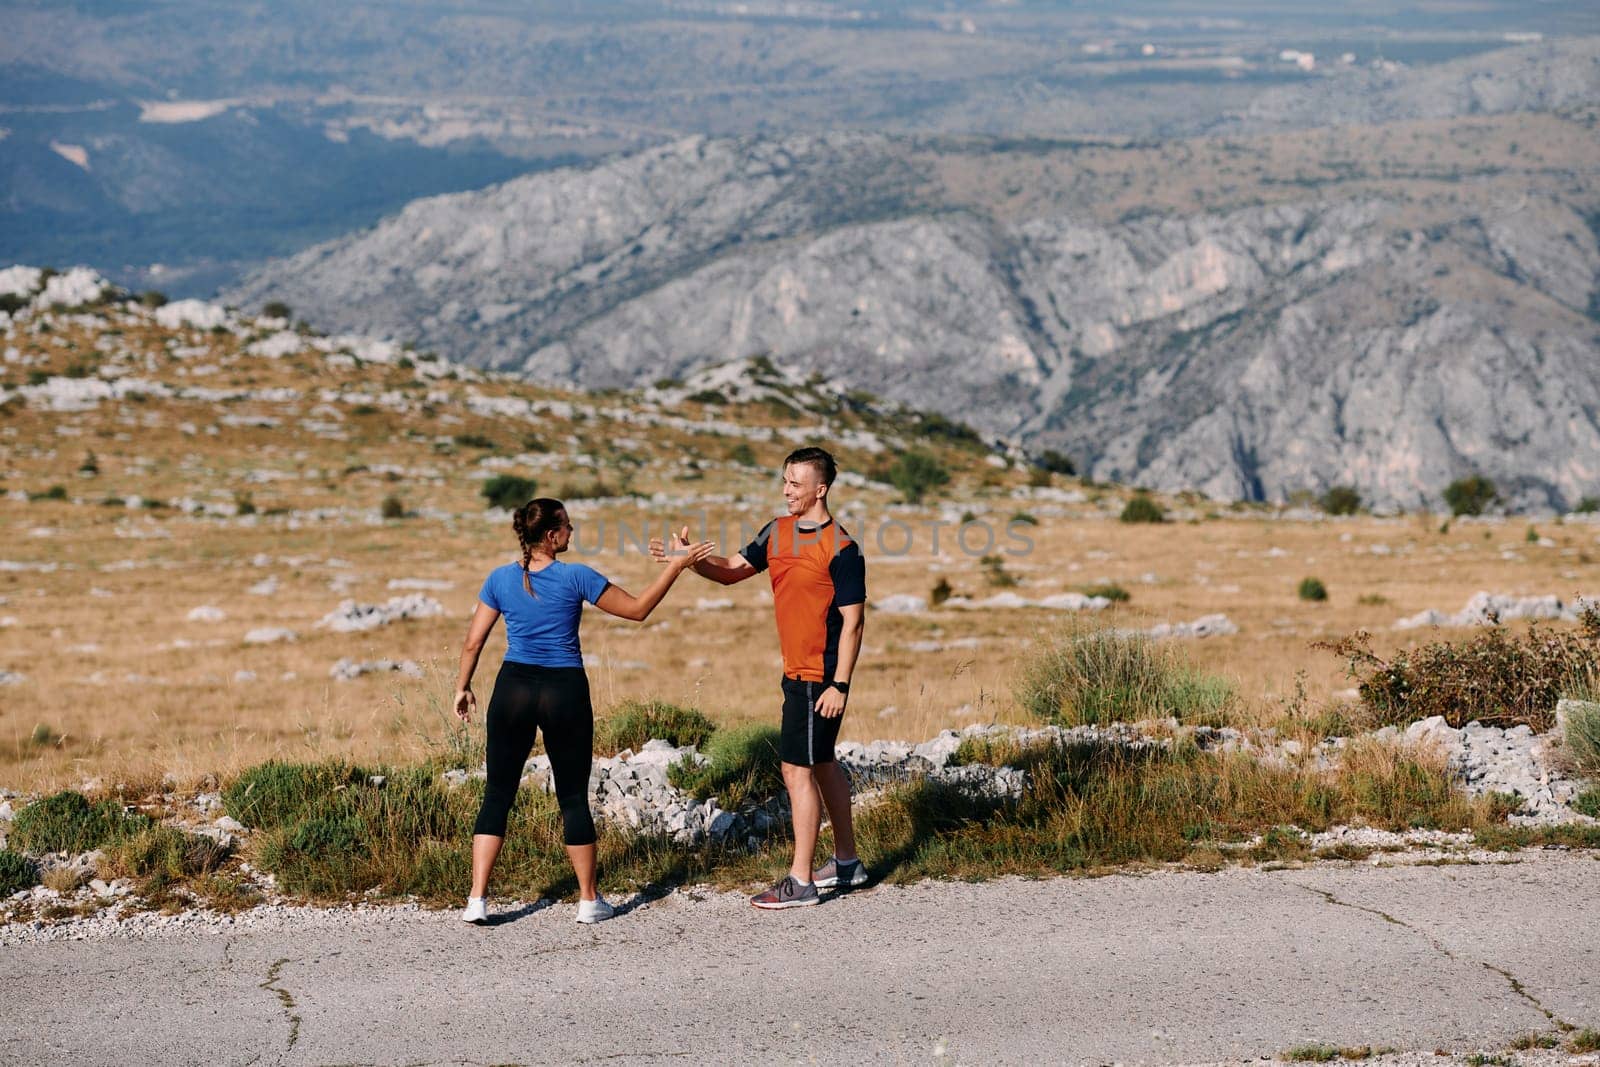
[594,540,716,622]
[454,601,501,721]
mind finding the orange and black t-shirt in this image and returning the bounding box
[738,516,867,683]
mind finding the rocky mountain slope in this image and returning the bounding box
[229,105,1600,512]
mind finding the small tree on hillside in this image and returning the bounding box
[1443,474,1497,517]
[481,474,538,510]
[1320,485,1361,516]
[888,450,950,504]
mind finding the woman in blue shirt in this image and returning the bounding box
[453,497,713,925]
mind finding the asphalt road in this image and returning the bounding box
[3,852,1597,1066]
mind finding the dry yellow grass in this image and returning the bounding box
[2,302,1595,791]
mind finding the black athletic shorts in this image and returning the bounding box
[780,675,842,766]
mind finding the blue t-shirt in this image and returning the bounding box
[478,561,611,668]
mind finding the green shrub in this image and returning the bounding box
[728,443,757,467]
[380,495,406,520]
[0,849,40,895]
[480,473,538,510]
[930,577,954,607]
[980,554,1018,588]
[11,791,152,854]
[1564,700,1600,777]
[1298,577,1328,602]
[668,724,783,810]
[1010,512,1038,526]
[1570,1029,1600,1054]
[1028,467,1052,488]
[1081,583,1130,603]
[1119,495,1165,524]
[30,485,68,501]
[261,301,292,320]
[1572,788,1600,819]
[1033,449,1075,476]
[0,293,27,315]
[1016,619,1237,727]
[1443,474,1497,516]
[103,826,231,880]
[453,432,497,450]
[1575,497,1600,515]
[1320,485,1361,516]
[1280,1046,1339,1063]
[887,450,950,504]
[1318,609,1600,730]
[596,700,717,755]
[1525,526,1539,543]
[222,760,369,830]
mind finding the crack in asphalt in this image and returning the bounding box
[260,957,303,1059]
[1292,882,1574,1032]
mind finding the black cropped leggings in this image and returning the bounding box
[471,662,596,846]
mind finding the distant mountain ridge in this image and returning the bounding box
[228,40,1600,511]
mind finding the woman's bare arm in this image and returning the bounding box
[453,601,501,721]
[594,540,716,622]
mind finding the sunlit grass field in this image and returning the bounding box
[2,298,1596,792]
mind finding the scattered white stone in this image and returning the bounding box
[233,670,257,683]
[874,594,928,614]
[247,576,279,596]
[329,657,425,681]
[695,597,734,611]
[316,594,444,632]
[1394,591,1597,630]
[186,605,226,622]
[246,331,303,358]
[242,627,296,645]
[1136,614,1239,639]
[0,265,42,298]
[0,670,25,686]
[36,267,108,309]
[153,299,229,332]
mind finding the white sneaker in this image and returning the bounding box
[575,895,615,924]
[460,897,488,924]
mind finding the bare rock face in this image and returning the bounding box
[1215,36,1600,134]
[230,125,1600,511]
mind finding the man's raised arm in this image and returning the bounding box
[650,525,759,585]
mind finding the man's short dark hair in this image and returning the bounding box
[784,446,837,487]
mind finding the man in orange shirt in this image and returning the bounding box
[675,446,867,909]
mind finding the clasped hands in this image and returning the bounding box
[649,525,715,569]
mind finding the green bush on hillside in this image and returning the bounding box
[11,791,153,855]
[596,700,718,755]
[222,760,371,831]
[887,450,950,504]
[1016,619,1236,727]
[480,473,538,510]
[1318,607,1600,730]
[668,724,783,811]
[1320,485,1361,516]
[1443,474,1497,516]
[1119,495,1165,524]
[0,849,40,896]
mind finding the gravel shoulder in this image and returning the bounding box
[3,851,1598,1066]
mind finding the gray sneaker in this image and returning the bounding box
[750,875,820,910]
[813,857,868,890]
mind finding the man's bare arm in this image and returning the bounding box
[692,553,758,585]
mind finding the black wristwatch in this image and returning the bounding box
[827,680,850,695]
